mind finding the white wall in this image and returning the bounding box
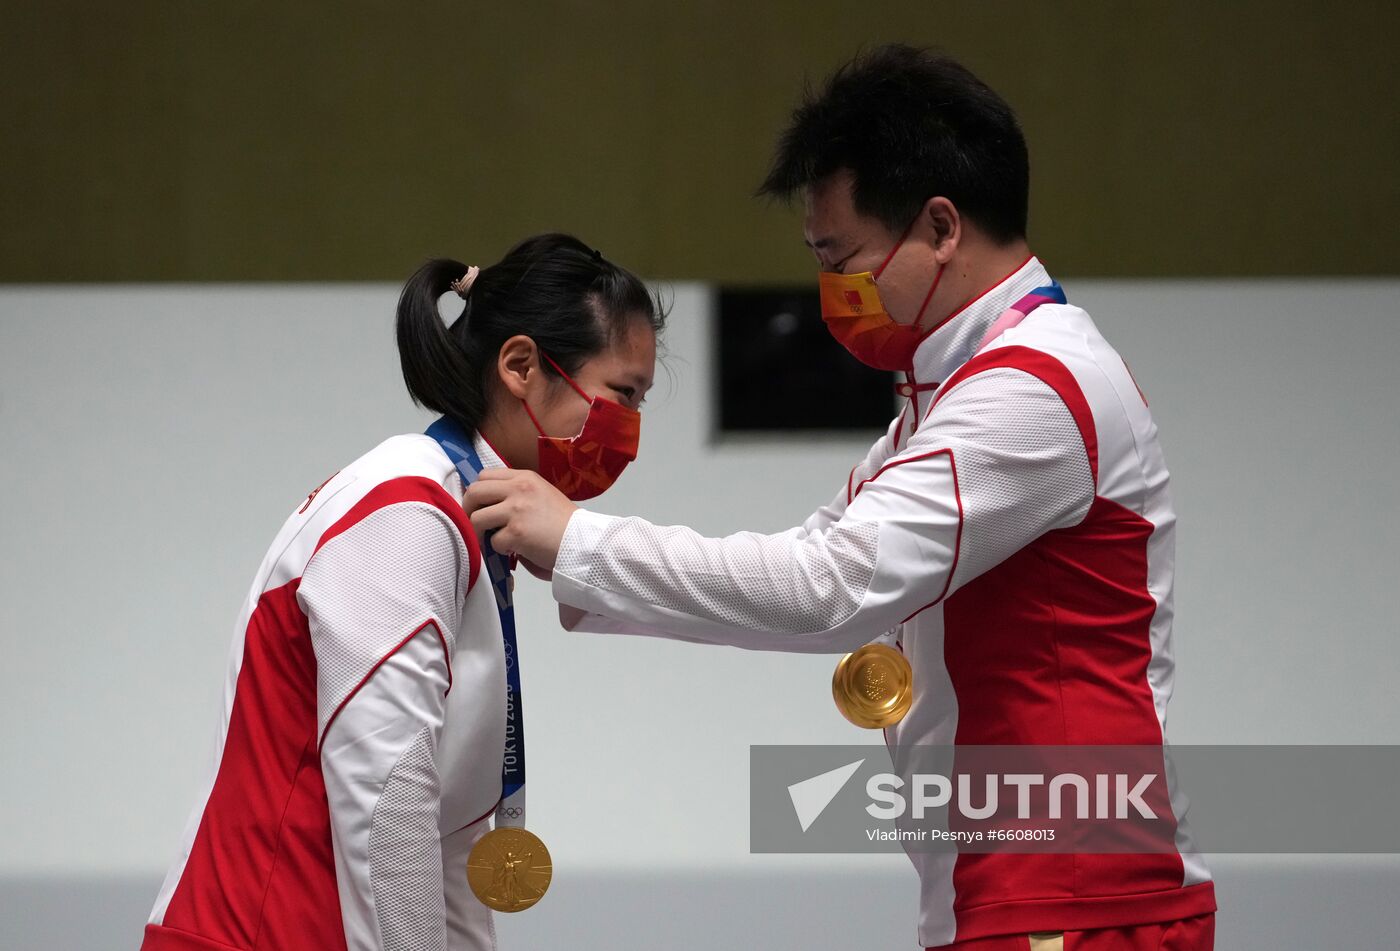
[2,280,1398,941]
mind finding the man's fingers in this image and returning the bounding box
[473,467,553,493]
[457,468,570,569]
[473,468,518,483]
[490,528,518,557]
[519,556,553,582]
[462,478,513,515]
[468,500,511,534]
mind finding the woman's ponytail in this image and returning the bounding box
[396,235,665,434]
[395,257,487,431]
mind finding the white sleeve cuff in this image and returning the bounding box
[552,508,619,598]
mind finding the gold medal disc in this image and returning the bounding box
[832,643,913,729]
[467,827,553,912]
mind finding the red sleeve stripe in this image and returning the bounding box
[852,448,952,501]
[318,619,452,752]
[928,345,1099,486]
[850,448,966,619]
[892,405,908,452]
[312,476,482,591]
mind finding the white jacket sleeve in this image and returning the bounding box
[553,367,1095,653]
[555,412,900,646]
[298,500,471,951]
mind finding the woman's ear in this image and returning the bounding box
[495,335,540,400]
[922,196,962,263]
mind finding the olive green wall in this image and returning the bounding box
[3,1,1396,282]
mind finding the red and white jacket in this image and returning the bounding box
[144,433,510,951]
[553,256,1215,947]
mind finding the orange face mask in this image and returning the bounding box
[817,222,944,372]
[521,352,641,502]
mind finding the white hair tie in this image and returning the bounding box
[450,265,481,299]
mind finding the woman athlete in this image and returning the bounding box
[142,233,663,951]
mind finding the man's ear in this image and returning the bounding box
[922,196,962,263]
[495,335,540,400]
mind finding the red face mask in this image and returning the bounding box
[816,222,944,372]
[521,352,641,502]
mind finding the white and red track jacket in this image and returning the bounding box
[144,433,510,951]
[553,256,1215,947]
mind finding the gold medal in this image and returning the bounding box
[832,643,913,729]
[467,827,553,912]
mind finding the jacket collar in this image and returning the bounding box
[473,431,509,470]
[907,254,1051,389]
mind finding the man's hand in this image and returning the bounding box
[462,469,577,571]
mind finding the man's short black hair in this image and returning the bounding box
[759,44,1030,244]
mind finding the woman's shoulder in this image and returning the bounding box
[315,432,468,535]
[341,431,458,489]
[297,432,475,565]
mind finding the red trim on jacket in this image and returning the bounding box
[317,619,453,752]
[930,345,1099,485]
[156,580,348,951]
[850,448,965,620]
[312,475,482,591]
[941,494,1185,936]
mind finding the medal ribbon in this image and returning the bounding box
[425,415,528,829]
[976,279,1067,350]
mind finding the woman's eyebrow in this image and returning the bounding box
[612,372,653,390]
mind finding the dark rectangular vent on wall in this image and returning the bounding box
[715,287,893,433]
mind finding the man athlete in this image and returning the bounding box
[466,45,1216,950]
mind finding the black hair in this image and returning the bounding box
[396,232,665,432]
[758,44,1030,244]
